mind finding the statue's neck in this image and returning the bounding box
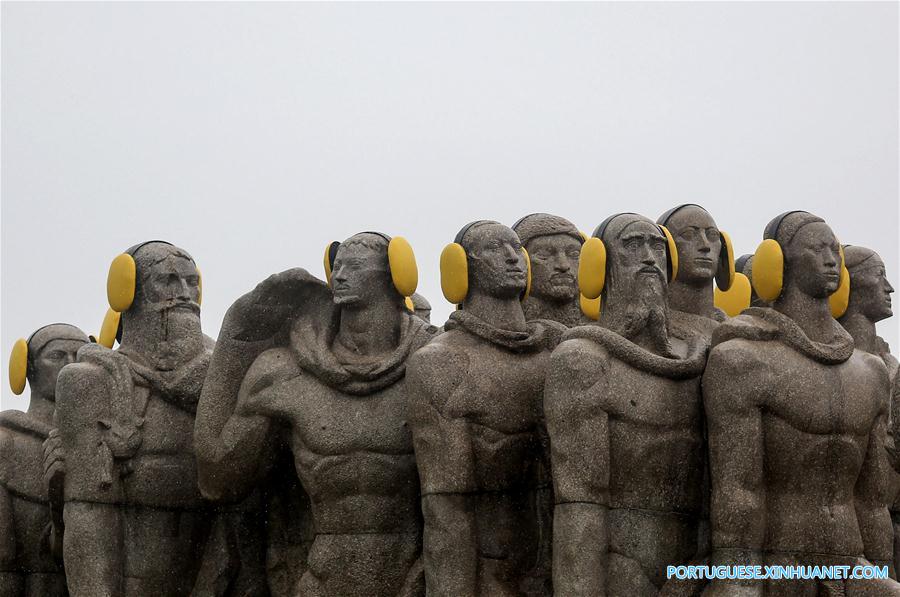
[523,295,581,325]
[120,309,205,370]
[840,311,878,353]
[774,284,835,344]
[667,277,716,319]
[336,298,402,356]
[26,394,55,426]
[463,290,527,332]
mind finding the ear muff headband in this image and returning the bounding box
[440,221,530,304]
[579,214,677,301]
[107,241,200,313]
[714,272,752,317]
[8,324,83,394]
[324,233,419,298]
[657,204,733,290]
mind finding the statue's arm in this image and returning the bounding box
[855,362,894,573]
[702,342,765,595]
[407,345,478,597]
[544,339,610,597]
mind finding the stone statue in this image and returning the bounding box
[50,241,213,596]
[407,220,564,596]
[545,213,709,595]
[703,212,900,595]
[656,204,733,339]
[409,292,432,323]
[838,245,900,574]
[195,232,436,596]
[1,324,87,596]
[512,213,590,326]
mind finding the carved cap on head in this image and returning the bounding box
[843,245,879,272]
[28,324,89,355]
[457,220,502,252]
[595,212,659,242]
[766,211,825,246]
[512,213,582,246]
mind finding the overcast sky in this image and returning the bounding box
[2,2,898,411]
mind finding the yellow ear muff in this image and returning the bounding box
[829,245,850,318]
[658,225,679,282]
[323,241,340,287]
[98,308,121,349]
[387,237,418,297]
[197,267,203,305]
[714,272,751,317]
[716,230,736,291]
[440,243,469,304]
[404,296,415,312]
[578,237,607,300]
[521,248,532,301]
[580,294,601,321]
[108,253,138,312]
[8,338,28,395]
[751,238,784,302]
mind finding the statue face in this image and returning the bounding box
[851,255,894,322]
[526,234,581,302]
[666,206,721,284]
[30,338,83,399]
[784,222,842,299]
[140,253,202,317]
[331,238,393,306]
[467,223,528,299]
[608,220,669,298]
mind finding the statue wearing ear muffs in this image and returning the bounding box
[1,324,87,596]
[655,204,741,336]
[194,232,437,597]
[545,213,709,596]
[51,241,217,597]
[702,212,900,595]
[406,220,565,597]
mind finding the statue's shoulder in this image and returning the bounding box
[407,333,471,411]
[243,346,302,394]
[552,334,609,373]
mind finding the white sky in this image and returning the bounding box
[2,2,898,411]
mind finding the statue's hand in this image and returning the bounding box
[42,428,65,499]
[225,268,316,342]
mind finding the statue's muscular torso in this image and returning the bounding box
[237,347,422,596]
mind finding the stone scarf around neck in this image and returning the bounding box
[712,307,855,365]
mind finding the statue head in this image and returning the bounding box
[8,324,88,398]
[843,246,893,323]
[657,204,728,287]
[777,213,842,300]
[409,292,432,323]
[459,221,529,301]
[512,214,582,303]
[330,233,395,307]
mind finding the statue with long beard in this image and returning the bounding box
[546,213,709,595]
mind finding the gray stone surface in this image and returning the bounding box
[51,242,214,596]
[512,213,592,327]
[545,213,708,596]
[703,213,900,595]
[408,221,563,596]
[195,233,436,596]
[657,205,728,341]
[1,324,87,597]
[409,292,432,324]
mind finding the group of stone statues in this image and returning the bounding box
[2,206,897,597]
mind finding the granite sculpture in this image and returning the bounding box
[512,213,591,326]
[1,324,88,596]
[703,212,900,595]
[50,241,212,596]
[656,204,734,338]
[838,245,900,574]
[195,232,435,596]
[409,293,433,324]
[408,221,564,596]
[546,213,709,595]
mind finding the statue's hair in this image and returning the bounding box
[513,213,582,246]
[843,245,879,273]
[340,233,390,270]
[776,212,825,246]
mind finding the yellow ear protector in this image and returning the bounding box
[107,241,202,313]
[578,213,679,303]
[657,204,735,291]
[98,308,122,349]
[440,221,532,304]
[404,296,415,312]
[8,324,85,395]
[714,254,752,317]
[751,212,850,317]
[323,232,419,299]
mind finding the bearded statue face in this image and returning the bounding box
[525,234,581,302]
